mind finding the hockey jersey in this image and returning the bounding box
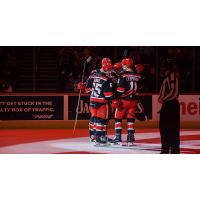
[86,70,114,104]
[110,71,121,91]
[117,71,142,100]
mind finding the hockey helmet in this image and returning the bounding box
[113,62,122,71]
[122,58,133,68]
[101,57,113,72]
[135,64,144,73]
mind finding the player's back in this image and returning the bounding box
[88,71,113,103]
[117,71,141,100]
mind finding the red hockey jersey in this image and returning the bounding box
[86,70,113,103]
[117,71,142,100]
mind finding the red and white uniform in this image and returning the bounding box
[85,57,114,138]
[86,70,113,120]
[115,71,141,119]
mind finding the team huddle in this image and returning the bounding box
[77,57,145,146]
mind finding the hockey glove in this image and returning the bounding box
[77,82,86,92]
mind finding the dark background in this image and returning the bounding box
[0,46,199,93]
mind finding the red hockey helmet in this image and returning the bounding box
[135,64,144,73]
[122,58,133,68]
[101,57,113,72]
[113,62,122,71]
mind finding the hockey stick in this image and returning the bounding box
[73,56,92,134]
[123,48,128,58]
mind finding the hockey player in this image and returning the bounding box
[111,62,123,87]
[113,62,123,77]
[111,58,142,146]
[108,62,123,119]
[78,58,114,145]
[114,62,123,74]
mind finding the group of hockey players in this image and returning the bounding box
[77,57,144,146]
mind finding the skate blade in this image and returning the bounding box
[110,142,122,146]
[93,143,110,147]
[122,142,135,147]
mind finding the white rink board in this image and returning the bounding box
[152,95,200,121]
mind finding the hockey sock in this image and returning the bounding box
[89,116,95,138]
[94,117,108,137]
[115,119,122,136]
[127,118,135,136]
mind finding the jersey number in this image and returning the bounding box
[130,81,137,91]
[92,83,102,97]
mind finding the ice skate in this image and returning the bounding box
[110,135,122,145]
[94,135,110,146]
[127,134,135,146]
[90,134,96,143]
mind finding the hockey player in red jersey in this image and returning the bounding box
[111,58,142,145]
[78,58,114,145]
[113,62,123,77]
[108,62,123,118]
[111,62,123,87]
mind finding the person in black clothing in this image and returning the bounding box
[158,63,180,154]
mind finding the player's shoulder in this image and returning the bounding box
[89,69,100,77]
[88,69,100,80]
[134,72,142,78]
[122,71,135,77]
[91,68,100,75]
[96,71,109,82]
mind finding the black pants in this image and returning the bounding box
[159,100,180,154]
